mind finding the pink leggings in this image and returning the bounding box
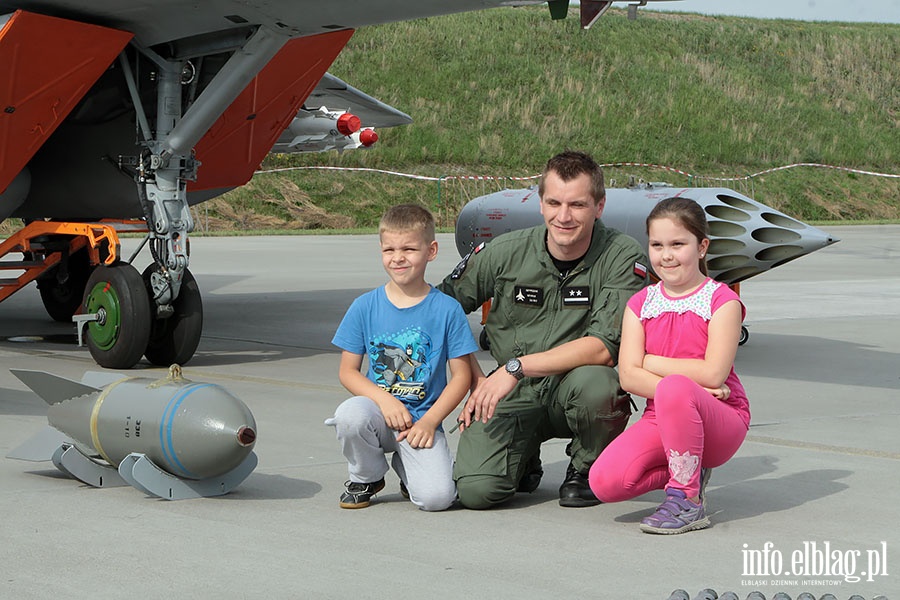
[589,374,748,502]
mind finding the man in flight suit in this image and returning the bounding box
[438,150,648,509]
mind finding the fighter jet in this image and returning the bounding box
[454,183,839,346]
[0,1,675,369]
[7,367,258,500]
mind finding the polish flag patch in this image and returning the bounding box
[633,261,648,278]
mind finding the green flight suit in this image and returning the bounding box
[438,219,648,509]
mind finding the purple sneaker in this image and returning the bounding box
[640,489,710,535]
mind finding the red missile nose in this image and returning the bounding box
[359,128,378,147]
[336,113,361,136]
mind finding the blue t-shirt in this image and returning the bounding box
[332,286,478,422]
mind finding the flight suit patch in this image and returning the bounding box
[450,242,485,280]
[514,286,544,306]
[562,286,590,308]
[633,261,648,279]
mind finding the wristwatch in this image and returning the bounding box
[505,357,525,381]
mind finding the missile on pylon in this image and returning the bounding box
[273,105,378,154]
[454,184,838,285]
[354,127,378,148]
[7,367,258,500]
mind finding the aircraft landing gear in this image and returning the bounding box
[0,221,160,368]
[739,325,749,346]
[82,31,285,369]
[82,263,152,369]
[142,265,203,366]
[37,247,91,322]
[479,328,490,352]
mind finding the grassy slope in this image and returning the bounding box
[211,7,899,230]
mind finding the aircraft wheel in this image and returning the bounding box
[479,328,491,351]
[142,265,203,366]
[738,326,750,346]
[38,248,91,322]
[82,263,152,369]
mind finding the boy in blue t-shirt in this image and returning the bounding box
[330,204,477,511]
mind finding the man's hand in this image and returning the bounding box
[463,368,518,424]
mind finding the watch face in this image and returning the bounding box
[506,358,523,378]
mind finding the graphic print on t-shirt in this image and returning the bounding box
[368,327,433,407]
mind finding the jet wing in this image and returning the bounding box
[305,73,412,129]
[0,1,532,47]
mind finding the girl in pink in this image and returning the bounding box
[588,197,750,534]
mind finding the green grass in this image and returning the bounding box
[209,7,899,230]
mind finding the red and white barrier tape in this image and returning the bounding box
[257,162,899,181]
[259,165,445,181]
[601,162,900,180]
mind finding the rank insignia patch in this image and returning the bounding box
[562,286,590,307]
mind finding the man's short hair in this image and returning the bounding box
[379,204,436,243]
[538,150,605,204]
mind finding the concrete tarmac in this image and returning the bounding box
[1,225,897,600]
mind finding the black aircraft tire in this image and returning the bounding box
[142,266,203,367]
[38,248,91,322]
[479,328,491,352]
[82,263,152,369]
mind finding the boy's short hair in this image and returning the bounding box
[379,204,436,243]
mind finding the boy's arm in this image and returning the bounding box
[397,354,472,449]
[338,350,412,432]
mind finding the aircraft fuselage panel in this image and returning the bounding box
[0,11,132,199]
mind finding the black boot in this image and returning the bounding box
[558,462,600,507]
[516,455,543,493]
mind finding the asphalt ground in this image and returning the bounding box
[1,225,897,600]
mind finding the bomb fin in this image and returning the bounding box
[6,426,71,461]
[11,369,100,405]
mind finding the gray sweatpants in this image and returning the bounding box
[329,396,456,512]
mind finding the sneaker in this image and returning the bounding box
[339,478,385,509]
[516,454,543,493]
[399,480,410,500]
[558,462,601,507]
[640,489,710,534]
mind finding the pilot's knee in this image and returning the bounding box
[456,474,514,510]
[565,366,620,407]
